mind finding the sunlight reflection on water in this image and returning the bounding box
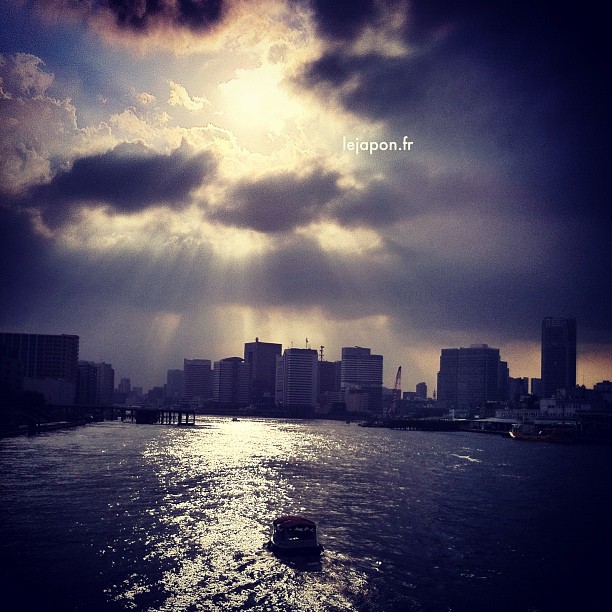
[106,419,371,611]
[3,418,610,611]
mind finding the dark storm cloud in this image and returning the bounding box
[241,228,612,347]
[305,0,377,41]
[33,0,227,34]
[379,233,612,345]
[0,207,53,321]
[211,168,341,232]
[300,0,612,347]
[302,1,610,219]
[212,160,529,235]
[104,0,223,31]
[331,161,517,227]
[29,142,215,225]
[238,227,611,346]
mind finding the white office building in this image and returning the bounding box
[275,348,318,413]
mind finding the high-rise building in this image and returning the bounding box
[77,361,114,405]
[118,378,131,394]
[499,360,510,402]
[509,377,529,405]
[437,344,504,410]
[318,360,341,396]
[0,342,23,398]
[416,382,427,399]
[0,333,79,384]
[243,338,282,402]
[317,359,343,413]
[541,317,576,399]
[183,359,212,402]
[275,348,318,413]
[213,357,250,405]
[340,347,383,414]
[166,369,185,401]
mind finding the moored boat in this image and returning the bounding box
[266,515,324,556]
[509,423,575,443]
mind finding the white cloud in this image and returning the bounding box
[136,90,156,105]
[168,81,210,111]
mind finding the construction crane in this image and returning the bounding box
[388,366,401,418]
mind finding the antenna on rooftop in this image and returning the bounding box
[319,345,324,361]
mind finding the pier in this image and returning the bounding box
[127,407,196,426]
[0,404,197,437]
[57,404,197,426]
[360,418,462,431]
[359,417,513,435]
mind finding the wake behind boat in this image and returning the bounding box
[266,515,324,557]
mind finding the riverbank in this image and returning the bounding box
[3,410,612,445]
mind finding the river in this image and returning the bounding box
[1,418,610,611]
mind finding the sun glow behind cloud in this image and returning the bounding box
[2,0,610,392]
[297,222,382,255]
[58,206,273,260]
[42,3,397,270]
[216,305,393,358]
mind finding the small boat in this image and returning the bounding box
[509,423,574,443]
[266,515,324,556]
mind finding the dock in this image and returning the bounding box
[359,417,513,435]
[126,407,196,425]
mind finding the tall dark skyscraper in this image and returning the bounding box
[541,317,576,398]
[437,344,505,410]
[183,358,212,401]
[244,338,282,402]
[213,357,250,405]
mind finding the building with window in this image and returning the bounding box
[244,338,282,403]
[275,348,318,414]
[340,347,383,414]
[166,369,185,402]
[541,317,576,399]
[0,332,79,384]
[184,358,212,402]
[77,361,114,405]
[213,357,250,405]
[437,344,506,411]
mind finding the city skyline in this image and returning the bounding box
[4,324,603,402]
[1,2,610,393]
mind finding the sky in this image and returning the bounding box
[1,0,610,393]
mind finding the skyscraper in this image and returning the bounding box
[213,357,250,405]
[541,317,576,398]
[166,369,185,401]
[77,361,114,405]
[416,382,428,399]
[437,344,504,410]
[0,332,79,383]
[275,348,319,414]
[243,338,282,402]
[318,360,341,396]
[183,359,212,402]
[340,347,383,414]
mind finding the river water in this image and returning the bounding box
[1,418,610,611]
